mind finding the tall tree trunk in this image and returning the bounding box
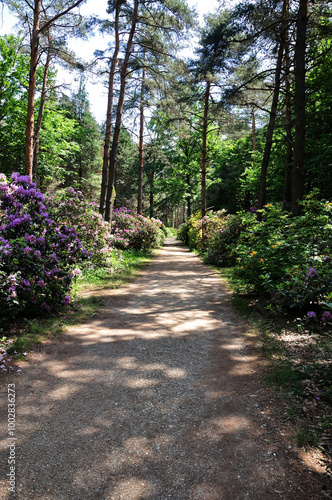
[292,0,308,215]
[283,0,292,203]
[105,0,139,222]
[25,0,41,179]
[33,42,51,183]
[137,61,145,214]
[201,80,210,219]
[149,169,154,218]
[257,0,288,209]
[99,4,120,216]
[257,45,284,209]
[186,173,191,218]
[252,107,256,151]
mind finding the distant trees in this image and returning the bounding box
[0,34,101,191]
[96,0,194,221]
[59,79,102,198]
[1,0,331,220]
[4,0,86,178]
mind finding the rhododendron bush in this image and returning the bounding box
[0,173,91,322]
[111,207,165,251]
[45,188,112,268]
[178,195,332,325]
[0,175,165,323]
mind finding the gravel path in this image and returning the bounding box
[0,237,325,499]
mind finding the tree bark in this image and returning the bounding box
[25,0,85,180]
[25,0,41,179]
[292,0,308,215]
[105,0,139,222]
[149,169,154,218]
[201,80,210,219]
[283,0,292,203]
[137,60,145,214]
[252,107,256,151]
[257,0,288,209]
[33,41,51,183]
[99,4,120,216]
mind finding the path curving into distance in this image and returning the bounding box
[0,237,324,499]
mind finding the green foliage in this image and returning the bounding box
[203,214,242,266]
[58,86,102,198]
[0,36,30,173]
[37,104,80,182]
[233,194,332,320]
[164,227,177,237]
[187,211,202,250]
[177,222,189,244]
[178,209,242,266]
[306,39,332,200]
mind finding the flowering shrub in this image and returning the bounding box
[0,173,90,322]
[111,207,164,251]
[177,211,202,250]
[204,214,242,266]
[178,194,331,324]
[177,210,241,266]
[232,195,332,320]
[45,188,112,267]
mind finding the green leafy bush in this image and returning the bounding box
[233,195,332,320]
[178,210,241,266]
[177,222,189,244]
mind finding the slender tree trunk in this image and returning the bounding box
[33,42,51,183]
[283,0,292,203]
[201,80,210,219]
[137,61,145,214]
[99,4,120,216]
[186,173,191,218]
[149,169,154,218]
[252,107,256,151]
[257,0,288,209]
[25,0,41,179]
[257,45,284,209]
[292,0,308,215]
[105,0,139,222]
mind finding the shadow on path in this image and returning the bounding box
[0,238,325,499]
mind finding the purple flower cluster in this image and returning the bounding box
[45,187,111,268]
[0,173,90,322]
[111,207,164,251]
[308,267,318,278]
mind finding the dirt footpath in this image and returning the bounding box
[0,237,327,499]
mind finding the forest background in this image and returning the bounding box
[0,0,331,320]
